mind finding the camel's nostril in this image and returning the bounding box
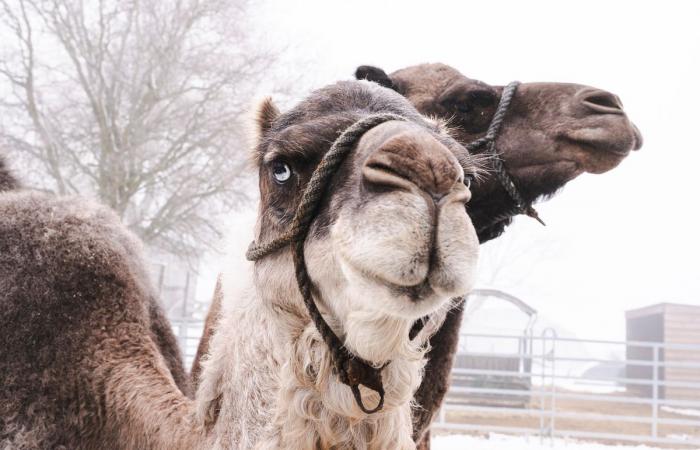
[582,89,624,114]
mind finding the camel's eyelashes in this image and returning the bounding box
[271,161,292,184]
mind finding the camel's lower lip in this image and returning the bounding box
[577,139,631,157]
[346,258,439,302]
[365,269,431,295]
[386,278,434,302]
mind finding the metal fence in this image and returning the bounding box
[169,312,700,448]
[434,331,700,448]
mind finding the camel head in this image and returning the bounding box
[251,81,481,339]
[356,63,643,235]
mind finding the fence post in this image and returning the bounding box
[651,344,659,439]
[539,332,546,444]
[550,331,557,442]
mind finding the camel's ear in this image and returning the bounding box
[251,97,280,166]
[257,97,280,137]
[355,65,395,90]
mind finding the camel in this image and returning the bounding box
[1,80,483,449]
[191,63,643,448]
[354,63,642,447]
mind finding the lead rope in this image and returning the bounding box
[247,113,407,414]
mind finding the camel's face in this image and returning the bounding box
[356,63,642,204]
[253,82,480,323]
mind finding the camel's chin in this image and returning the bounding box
[579,153,627,174]
[337,256,473,320]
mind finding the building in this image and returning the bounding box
[626,303,700,400]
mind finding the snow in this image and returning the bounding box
[661,406,700,418]
[432,433,671,450]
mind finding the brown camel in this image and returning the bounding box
[356,63,642,447]
[191,63,642,447]
[1,80,482,449]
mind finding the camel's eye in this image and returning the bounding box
[454,90,496,116]
[272,161,292,184]
[464,173,476,190]
[441,88,498,134]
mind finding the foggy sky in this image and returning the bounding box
[205,0,700,341]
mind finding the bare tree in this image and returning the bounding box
[0,0,276,260]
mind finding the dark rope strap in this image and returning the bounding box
[247,113,407,414]
[467,81,546,230]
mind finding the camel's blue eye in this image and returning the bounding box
[464,174,475,189]
[272,161,292,184]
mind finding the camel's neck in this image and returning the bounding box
[195,259,437,449]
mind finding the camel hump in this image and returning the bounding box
[0,192,154,359]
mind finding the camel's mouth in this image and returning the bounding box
[556,119,642,174]
[328,188,479,320]
[298,118,481,322]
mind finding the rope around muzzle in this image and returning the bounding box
[467,81,546,230]
[246,113,408,414]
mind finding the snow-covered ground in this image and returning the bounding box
[432,433,674,450]
[661,406,700,418]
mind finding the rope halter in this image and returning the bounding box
[468,81,545,231]
[245,82,538,414]
[247,113,408,414]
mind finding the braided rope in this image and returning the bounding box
[467,82,546,231]
[247,113,407,414]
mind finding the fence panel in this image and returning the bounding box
[433,332,700,448]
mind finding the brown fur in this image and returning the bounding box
[0,190,201,449]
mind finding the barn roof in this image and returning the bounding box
[626,302,700,319]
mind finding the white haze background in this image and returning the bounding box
[198,0,700,342]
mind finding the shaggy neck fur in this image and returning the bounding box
[196,251,446,450]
